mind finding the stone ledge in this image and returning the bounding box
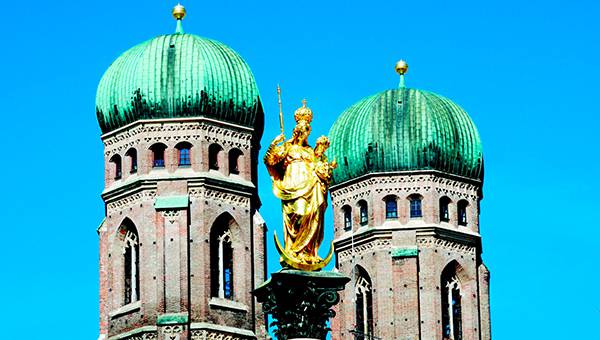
[190,322,256,337]
[100,116,254,140]
[329,169,482,192]
[209,297,249,313]
[102,173,255,202]
[107,325,156,340]
[335,224,481,250]
[109,300,141,319]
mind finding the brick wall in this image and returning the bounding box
[98,118,265,339]
[330,171,491,340]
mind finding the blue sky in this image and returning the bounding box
[0,0,598,338]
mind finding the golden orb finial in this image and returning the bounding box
[172,3,186,20]
[395,60,408,75]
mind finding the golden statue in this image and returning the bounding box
[264,99,337,271]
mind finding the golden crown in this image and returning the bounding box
[294,99,313,123]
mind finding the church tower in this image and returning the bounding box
[96,5,267,339]
[327,61,491,340]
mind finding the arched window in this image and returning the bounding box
[117,219,139,305]
[441,263,463,340]
[440,196,451,222]
[125,148,137,173]
[211,215,234,299]
[358,200,368,226]
[342,205,352,231]
[457,200,469,226]
[385,196,398,219]
[110,154,122,180]
[354,267,374,340]
[208,144,223,170]
[228,148,243,175]
[176,142,192,166]
[409,194,422,218]
[150,143,167,168]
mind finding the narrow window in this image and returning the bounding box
[118,220,139,305]
[442,264,462,340]
[354,268,374,339]
[409,195,422,218]
[220,230,233,299]
[385,196,398,219]
[176,142,192,166]
[209,144,223,170]
[440,196,451,222]
[343,206,352,231]
[110,155,122,180]
[179,148,190,166]
[211,216,234,299]
[150,144,166,168]
[126,149,137,173]
[359,200,368,226]
[458,200,468,226]
[229,149,243,175]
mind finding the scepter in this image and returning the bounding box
[277,84,284,133]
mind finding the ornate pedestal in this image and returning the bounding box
[253,269,350,340]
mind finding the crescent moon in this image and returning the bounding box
[274,231,335,271]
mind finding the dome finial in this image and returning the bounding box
[172,3,186,34]
[395,60,408,88]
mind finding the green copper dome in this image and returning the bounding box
[96,33,264,135]
[328,88,483,184]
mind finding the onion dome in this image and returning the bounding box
[328,61,483,185]
[96,5,264,135]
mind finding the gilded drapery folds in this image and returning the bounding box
[264,100,336,271]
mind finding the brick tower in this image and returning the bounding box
[327,62,491,340]
[96,5,267,339]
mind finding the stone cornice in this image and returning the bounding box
[102,118,255,158]
[334,224,481,261]
[103,175,255,212]
[102,179,157,203]
[334,227,392,250]
[190,322,256,338]
[330,170,482,203]
[102,172,255,202]
[414,225,481,246]
[107,325,157,340]
[101,117,254,141]
[188,183,252,208]
[330,169,482,193]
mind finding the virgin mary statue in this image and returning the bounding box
[264,100,336,270]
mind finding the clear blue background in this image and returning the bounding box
[0,0,597,338]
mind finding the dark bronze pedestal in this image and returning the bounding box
[254,269,350,340]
